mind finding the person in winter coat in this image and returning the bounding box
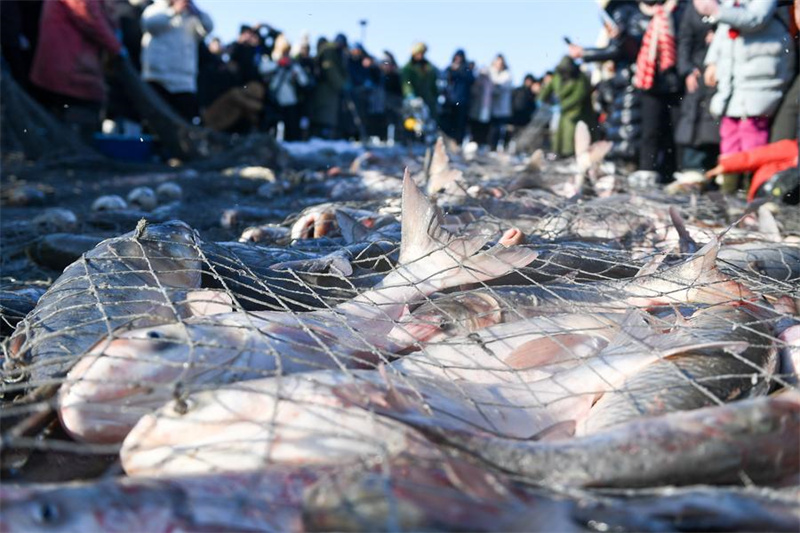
[487,54,513,150]
[440,49,474,144]
[381,51,404,140]
[538,56,595,157]
[569,0,649,163]
[312,34,348,139]
[401,42,439,120]
[630,0,685,183]
[260,34,310,141]
[361,53,388,138]
[29,0,123,138]
[697,0,795,157]
[769,0,799,143]
[468,66,493,147]
[141,0,213,122]
[510,74,538,128]
[674,1,720,171]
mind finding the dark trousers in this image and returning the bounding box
[148,82,198,123]
[488,117,509,151]
[640,90,682,180]
[35,88,102,141]
[681,145,718,172]
[279,104,303,141]
[469,119,490,147]
[440,104,469,144]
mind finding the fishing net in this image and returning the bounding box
[1,140,799,531]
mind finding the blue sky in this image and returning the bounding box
[200,0,604,83]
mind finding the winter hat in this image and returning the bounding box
[411,42,427,56]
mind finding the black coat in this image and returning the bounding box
[581,3,649,161]
[674,4,720,147]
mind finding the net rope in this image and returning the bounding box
[1,142,799,531]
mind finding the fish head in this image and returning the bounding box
[0,484,106,533]
[58,322,199,443]
[0,482,186,533]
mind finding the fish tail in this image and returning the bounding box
[398,170,537,291]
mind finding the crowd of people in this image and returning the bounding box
[1,0,798,199]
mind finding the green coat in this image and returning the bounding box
[312,43,347,129]
[401,59,439,118]
[538,72,594,156]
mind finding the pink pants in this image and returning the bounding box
[719,116,770,155]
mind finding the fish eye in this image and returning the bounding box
[33,501,60,524]
[147,330,162,339]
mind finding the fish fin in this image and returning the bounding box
[528,420,576,442]
[440,454,512,501]
[527,149,544,172]
[271,253,353,276]
[290,213,315,240]
[336,210,369,244]
[398,172,537,289]
[669,206,699,255]
[757,204,781,242]
[504,334,608,369]
[427,138,464,194]
[589,141,613,165]
[635,253,668,278]
[349,151,372,174]
[182,289,234,317]
[429,137,450,178]
[575,121,591,174]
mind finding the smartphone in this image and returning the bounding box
[563,36,572,45]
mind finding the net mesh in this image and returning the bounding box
[1,141,799,531]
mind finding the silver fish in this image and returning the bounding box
[58,172,536,443]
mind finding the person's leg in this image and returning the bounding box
[718,116,742,155]
[283,104,302,141]
[659,93,682,181]
[739,116,770,152]
[638,91,662,171]
[718,116,743,193]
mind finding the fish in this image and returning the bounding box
[3,450,798,532]
[118,310,745,476]
[4,220,205,388]
[58,172,537,443]
[389,237,754,344]
[580,303,779,434]
[219,206,292,230]
[0,447,578,533]
[425,392,800,488]
[0,287,47,337]
[26,234,104,271]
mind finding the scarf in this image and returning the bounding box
[633,2,677,91]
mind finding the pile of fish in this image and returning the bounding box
[1,136,799,532]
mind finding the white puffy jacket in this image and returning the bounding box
[141,0,213,94]
[704,0,795,118]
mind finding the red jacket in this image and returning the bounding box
[718,139,799,202]
[30,0,121,103]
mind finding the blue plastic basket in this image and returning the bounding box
[93,134,154,162]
